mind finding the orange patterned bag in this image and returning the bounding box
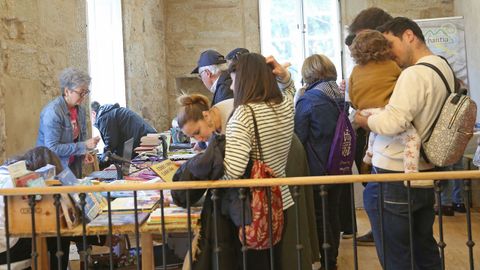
[239,105,284,250]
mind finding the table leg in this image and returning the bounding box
[140,233,154,270]
[34,236,49,270]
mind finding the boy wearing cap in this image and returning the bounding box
[192,50,233,106]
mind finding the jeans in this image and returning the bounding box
[441,159,465,205]
[372,167,441,270]
[363,181,382,259]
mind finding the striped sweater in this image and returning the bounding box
[223,75,296,209]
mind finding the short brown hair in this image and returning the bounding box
[230,53,283,109]
[377,17,426,44]
[176,93,210,128]
[301,54,337,85]
[348,7,393,35]
[350,30,392,65]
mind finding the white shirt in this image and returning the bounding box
[213,98,234,134]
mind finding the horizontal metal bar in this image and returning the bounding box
[0,170,479,195]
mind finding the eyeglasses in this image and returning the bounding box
[70,89,90,97]
[197,69,207,79]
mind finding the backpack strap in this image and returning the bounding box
[416,62,452,95]
[245,104,264,162]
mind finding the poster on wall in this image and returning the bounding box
[343,16,468,88]
[416,16,468,87]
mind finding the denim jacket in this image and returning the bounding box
[294,80,344,177]
[36,96,87,170]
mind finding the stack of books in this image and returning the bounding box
[135,134,162,154]
[146,206,202,227]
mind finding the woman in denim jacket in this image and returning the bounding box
[36,67,99,178]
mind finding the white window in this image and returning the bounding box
[260,0,342,84]
[86,0,126,152]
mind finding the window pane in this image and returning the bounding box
[304,0,342,80]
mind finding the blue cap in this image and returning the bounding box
[226,48,250,60]
[191,50,226,74]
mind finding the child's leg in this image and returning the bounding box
[363,132,376,164]
[400,127,421,173]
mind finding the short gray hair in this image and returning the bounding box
[199,63,228,77]
[59,67,91,96]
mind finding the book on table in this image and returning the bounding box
[147,206,202,225]
[150,159,179,182]
[87,211,149,228]
[103,196,159,212]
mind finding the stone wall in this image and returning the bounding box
[342,0,454,24]
[0,0,88,163]
[163,0,260,124]
[122,0,170,131]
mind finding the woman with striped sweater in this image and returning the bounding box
[223,53,295,269]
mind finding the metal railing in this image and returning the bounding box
[0,170,479,270]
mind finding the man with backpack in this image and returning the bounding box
[354,17,453,270]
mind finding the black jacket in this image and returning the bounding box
[94,104,157,158]
[211,72,233,106]
[171,134,242,270]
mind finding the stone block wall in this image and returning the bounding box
[342,0,454,25]
[0,0,88,163]
[122,0,170,131]
[163,0,260,125]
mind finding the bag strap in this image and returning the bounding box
[416,62,452,95]
[245,104,264,162]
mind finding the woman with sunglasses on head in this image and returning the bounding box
[37,67,99,178]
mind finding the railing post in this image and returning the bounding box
[53,194,64,270]
[293,186,303,270]
[239,187,248,270]
[4,196,11,270]
[405,181,414,270]
[320,185,330,270]
[434,180,446,270]
[133,191,141,270]
[350,183,358,270]
[160,190,167,270]
[379,182,386,269]
[186,190,193,270]
[211,189,220,269]
[107,192,114,270]
[28,195,38,270]
[266,187,275,270]
[463,179,475,270]
[79,192,89,270]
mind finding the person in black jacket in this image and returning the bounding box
[191,50,233,106]
[90,102,157,161]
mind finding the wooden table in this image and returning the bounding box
[11,218,198,269]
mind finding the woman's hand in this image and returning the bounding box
[85,136,100,150]
[265,55,290,82]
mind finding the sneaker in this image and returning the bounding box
[356,231,375,246]
[453,203,467,213]
[435,205,455,216]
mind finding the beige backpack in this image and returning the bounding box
[417,61,477,167]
